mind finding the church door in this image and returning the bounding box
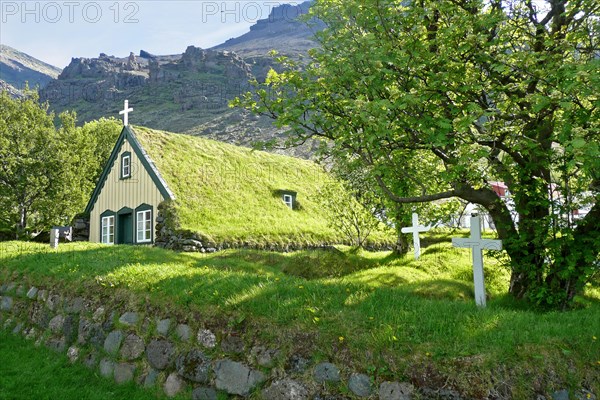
[117,212,133,244]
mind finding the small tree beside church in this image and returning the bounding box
[317,180,382,249]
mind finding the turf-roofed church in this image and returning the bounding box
[84,101,351,250]
[84,123,174,245]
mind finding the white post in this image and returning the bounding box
[50,228,59,249]
[451,215,502,307]
[119,100,133,126]
[401,213,431,260]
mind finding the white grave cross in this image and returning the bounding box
[452,215,502,307]
[119,100,133,126]
[401,213,431,260]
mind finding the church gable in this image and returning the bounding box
[85,126,174,214]
[86,126,174,244]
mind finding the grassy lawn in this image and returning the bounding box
[0,330,176,400]
[1,233,599,397]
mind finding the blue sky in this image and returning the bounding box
[1,1,300,68]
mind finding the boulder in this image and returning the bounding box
[26,287,39,299]
[147,339,176,370]
[553,390,570,400]
[88,324,106,349]
[48,315,65,334]
[120,334,145,360]
[197,328,216,348]
[31,305,52,328]
[77,318,92,344]
[287,354,310,373]
[46,294,61,311]
[214,359,266,396]
[12,322,24,334]
[252,346,279,368]
[62,315,78,344]
[37,290,48,302]
[192,387,218,400]
[114,363,136,384]
[118,311,139,326]
[348,373,372,397]
[262,379,309,400]
[83,352,98,369]
[142,369,160,388]
[92,307,106,322]
[99,358,115,378]
[156,318,171,335]
[313,362,340,383]
[46,336,66,352]
[175,349,211,383]
[104,330,124,355]
[164,372,186,398]
[67,346,79,362]
[379,382,415,400]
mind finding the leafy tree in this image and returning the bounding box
[317,179,383,248]
[0,91,121,237]
[40,116,122,230]
[234,0,600,306]
[0,91,58,236]
[78,118,123,178]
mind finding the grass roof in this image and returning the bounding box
[133,126,388,246]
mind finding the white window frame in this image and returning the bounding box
[122,154,131,178]
[101,216,115,245]
[136,210,152,243]
[283,194,293,209]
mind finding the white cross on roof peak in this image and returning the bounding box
[119,100,133,126]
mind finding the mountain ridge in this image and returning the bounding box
[0,44,62,90]
[10,1,321,158]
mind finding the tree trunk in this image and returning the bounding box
[17,205,27,238]
[393,231,409,256]
[392,204,410,256]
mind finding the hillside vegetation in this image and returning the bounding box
[1,237,598,397]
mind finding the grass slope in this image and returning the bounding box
[1,235,598,397]
[0,330,179,399]
[133,126,391,246]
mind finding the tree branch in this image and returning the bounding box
[375,175,457,203]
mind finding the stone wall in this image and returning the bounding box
[0,280,418,400]
[72,215,90,242]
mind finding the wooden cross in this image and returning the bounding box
[452,215,502,307]
[401,213,431,260]
[119,100,133,126]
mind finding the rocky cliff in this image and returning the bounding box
[38,1,320,158]
[41,47,254,132]
[0,80,23,98]
[214,1,322,58]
